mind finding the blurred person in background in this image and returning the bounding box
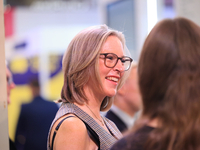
[15,78,59,150]
[6,66,17,150]
[105,62,142,133]
[111,17,200,150]
[47,25,133,150]
[6,67,15,105]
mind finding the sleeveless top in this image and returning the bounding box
[47,102,123,150]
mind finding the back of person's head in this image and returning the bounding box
[61,25,130,111]
[138,17,200,150]
[29,78,40,98]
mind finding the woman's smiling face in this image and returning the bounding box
[98,35,125,97]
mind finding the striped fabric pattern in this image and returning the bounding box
[47,102,123,150]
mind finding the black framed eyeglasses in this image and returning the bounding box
[100,53,133,71]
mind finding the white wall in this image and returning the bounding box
[174,0,200,26]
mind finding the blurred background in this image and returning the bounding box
[3,0,199,142]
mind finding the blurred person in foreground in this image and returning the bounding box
[15,78,59,150]
[106,62,142,133]
[6,66,17,150]
[47,25,133,150]
[111,17,200,150]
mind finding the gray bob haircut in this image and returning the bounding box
[60,24,130,111]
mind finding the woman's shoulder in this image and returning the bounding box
[53,114,87,134]
[49,114,90,150]
[56,114,89,141]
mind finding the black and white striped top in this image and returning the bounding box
[47,102,123,150]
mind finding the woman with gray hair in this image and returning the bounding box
[47,25,133,150]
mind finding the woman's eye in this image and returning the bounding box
[121,59,126,63]
[106,56,114,60]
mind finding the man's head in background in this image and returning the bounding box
[114,62,142,116]
[105,62,142,133]
[28,78,40,98]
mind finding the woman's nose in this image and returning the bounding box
[113,60,124,72]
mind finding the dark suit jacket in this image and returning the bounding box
[105,110,127,132]
[15,96,59,150]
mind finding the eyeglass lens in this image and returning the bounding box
[103,53,132,71]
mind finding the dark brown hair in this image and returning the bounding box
[138,17,200,150]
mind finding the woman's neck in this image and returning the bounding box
[83,84,104,107]
[75,85,102,115]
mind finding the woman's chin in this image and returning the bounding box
[106,91,117,97]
